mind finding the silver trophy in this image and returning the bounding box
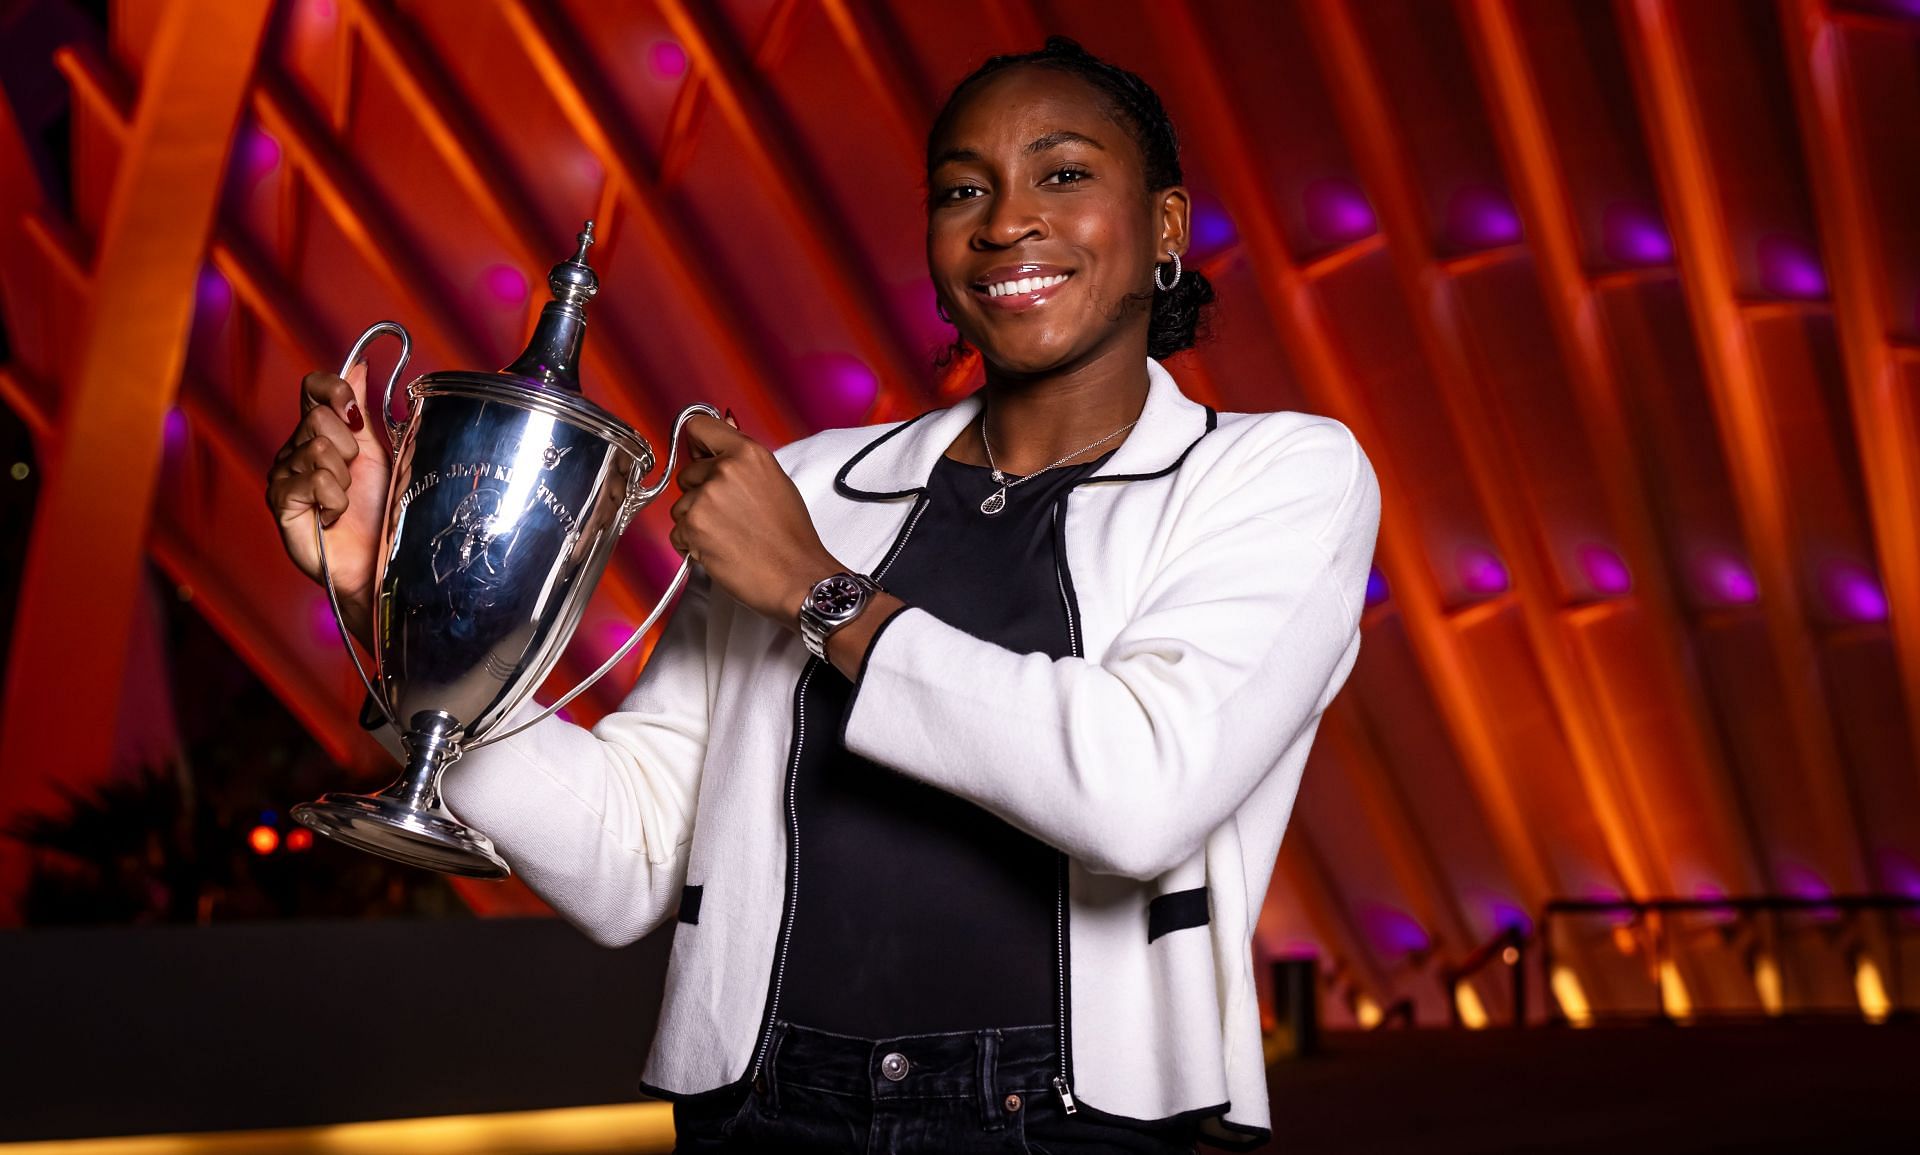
[292,221,716,879]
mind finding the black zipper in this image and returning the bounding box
[1049,498,1079,1114]
[746,493,931,1086]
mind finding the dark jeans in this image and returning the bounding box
[671,1019,1202,1154]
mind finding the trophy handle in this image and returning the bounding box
[308,321,416,736]
[472,401,722,749]
[340,321,414,457]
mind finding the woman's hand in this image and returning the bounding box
[669,412,841,630]
[264,362,388,649]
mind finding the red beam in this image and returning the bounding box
[0,0,276,924]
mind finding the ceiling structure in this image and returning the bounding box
[1,0,1917,1027]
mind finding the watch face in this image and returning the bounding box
[809,575,865,617]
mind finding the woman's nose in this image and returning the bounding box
[974,188,1046,248]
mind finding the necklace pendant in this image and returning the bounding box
[990,469,1006,484]
[980,487,1008,515]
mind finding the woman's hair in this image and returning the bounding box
[927,35,1216,363]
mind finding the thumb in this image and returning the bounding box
[342,360,381,449]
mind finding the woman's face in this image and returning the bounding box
[926,66,1188,377]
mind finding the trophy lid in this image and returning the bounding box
[411,220,653,471]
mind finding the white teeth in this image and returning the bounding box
[986,273,1068,298]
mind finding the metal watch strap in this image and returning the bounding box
[799,571,880,661]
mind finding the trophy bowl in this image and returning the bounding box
[293,222,716,879]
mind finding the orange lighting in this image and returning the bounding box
[248,825,280,855]
[1454,982,1491,1030]
[285,827,314,852]
[1854,956,1892,1024]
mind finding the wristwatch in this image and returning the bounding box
[798,571,881,660]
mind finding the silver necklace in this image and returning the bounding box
[978,407,1138,515]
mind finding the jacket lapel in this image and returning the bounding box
[834,357,1216,502]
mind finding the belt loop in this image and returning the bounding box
[760,1021,788,1114]
[977,1028,1004,1132]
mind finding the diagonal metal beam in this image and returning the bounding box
[1304,0,1665,905]
[493,0,811,440]
[1456,0,1769,896]
[343,0,732,448]
[1778,0,1920,798]
[0,0,276,923]
[1147,3,1560,922]
[656,0,936,411]
[1617,0,1869,892]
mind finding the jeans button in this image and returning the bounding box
[880,1051,910,1081]
[1004,1093,1022,1112]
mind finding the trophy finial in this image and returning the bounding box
[507,219,603,389]
[548,219,599,307]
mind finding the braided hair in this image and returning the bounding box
[927,35,1216,363]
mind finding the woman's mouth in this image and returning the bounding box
[972,271,1074,311]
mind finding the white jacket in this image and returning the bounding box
[433,356,1381,1149]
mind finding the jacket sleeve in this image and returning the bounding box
[430,563,716,947]
[840,416,1380,881]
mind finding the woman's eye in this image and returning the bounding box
[939,185,984,203]
[1045,167,1091,186]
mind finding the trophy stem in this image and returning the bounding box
[384,710,462,811]
[292,711,510,879]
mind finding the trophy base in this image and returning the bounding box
[293,793,511,880]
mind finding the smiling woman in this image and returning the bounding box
[265,32,1378,1155]
[926,38,1217,379]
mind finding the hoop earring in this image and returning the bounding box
[1154,249,1183,292]
[936,300,953,324]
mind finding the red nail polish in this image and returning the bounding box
[345,402,365,432]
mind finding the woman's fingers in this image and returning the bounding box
[309,469,349,527]
[271,463,346,530]
[301,368,366,432]
[268,436,351,517]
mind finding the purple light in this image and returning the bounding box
[1445,184,1522,249]
[242,128,281,182]
[1777,862,1839,919]
[599,620,639,659]
[795,353,879,427]
[1361,904,1431,956]
[1302,178,1376,244]
[1189,193,1237,258]
[1577,543,1632,596]
[483,264,528,306]
[1821,560,1888,622]
[1691,883,1739,926]
[1756,234,1826,298]
[1490,899,1533,937]
[648,39,688,79]
[1878,852,1920,900]
[1585,889,1636,927]
[163,407,189,453]
[557,708,575,724]
[1458,547,1509,595]
[1364,566,1390,606]
[1695,550,1759,605]
[1601,202,1672,265]
[196,267,232,326]
[310,594,340,646]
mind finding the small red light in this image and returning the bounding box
[286,827,314,852]
[248,825,280,855]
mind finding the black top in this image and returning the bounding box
[780,445,1117,1037]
